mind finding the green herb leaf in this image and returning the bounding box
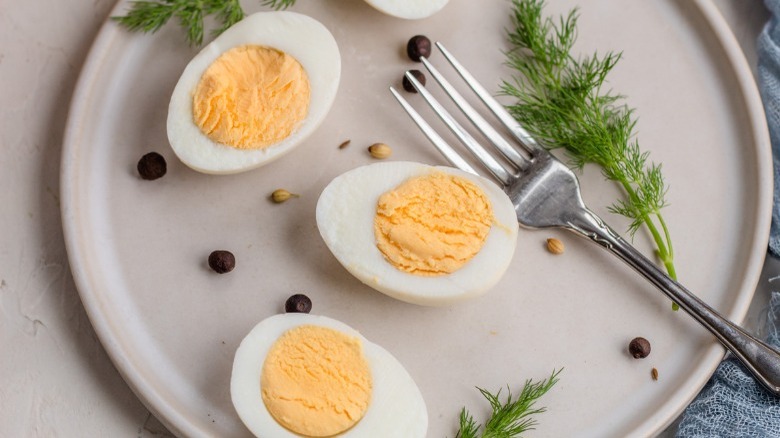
[112,0,297,46]
[503,0,679,299]
[456,369,561,438]
[261,0,298,10]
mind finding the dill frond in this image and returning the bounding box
[113,0,297,46]
[503,0,679,301]
[456,370,561,438]
[262,0,298,9]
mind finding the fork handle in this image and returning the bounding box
[567,207,780,396]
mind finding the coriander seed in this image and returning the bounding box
[137,152,167,180]
[271,189,299,203]
[628,337,651,359]
[402,70,426,93]
[285,294,313,314]
[546,238,564,255]
[407,35,432,62]
[368,143,392,159]
[208,250,235,274]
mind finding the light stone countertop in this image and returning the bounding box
[0,0,773,436]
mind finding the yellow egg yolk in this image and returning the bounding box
[192,45,310,150]
[261,325,372,437]
[374,172,494,276]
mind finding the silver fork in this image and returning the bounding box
[390,42,780,395]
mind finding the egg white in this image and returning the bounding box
[316,161,518,306]
[363,0,450,19]
[231,313,428,437]
[167,12,341,174]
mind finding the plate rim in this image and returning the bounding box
[59,0,774,437]
[633,0,773,433]
[61,2,198,436]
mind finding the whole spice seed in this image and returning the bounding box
[628,337,651,359]
[407,35,432,62]
[137,152,167,180]
[285,294,313,314]
[338,139,351,149]
[651,367,659,381]
[402,69,426,93]
[208,250,235,274]
[546,238,564,255]
[368,143,392,159]
[271,189,299,203]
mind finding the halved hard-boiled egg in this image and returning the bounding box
[231,313,428,437]
[363,0,450,19]
[316,161,518,306]
[167,12,340,174]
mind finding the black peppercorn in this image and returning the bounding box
[208,250,235,274]
[407,35,432,62]
[285,294,312,313]
[628,337,651,359]
[137,152,167,180]
[402,70,426,93]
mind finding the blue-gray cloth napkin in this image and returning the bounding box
[676,294,780,436]
[675,1,780,436]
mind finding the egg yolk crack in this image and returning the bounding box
[374,172,494,275]
[261,325,372,437]
[192,45,310,150]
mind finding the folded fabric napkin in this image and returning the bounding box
[675,1,780,435]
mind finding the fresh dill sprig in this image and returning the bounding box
[456,370,561,438]
[113,0,298,46]
[262,0,298,9]
[503,0,679,307]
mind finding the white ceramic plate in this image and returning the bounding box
[61,0,772,436]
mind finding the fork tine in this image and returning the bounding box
[402,71,513,186]
[436,42,544,155]
[419,55,530,171]
[389,86,479,175]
